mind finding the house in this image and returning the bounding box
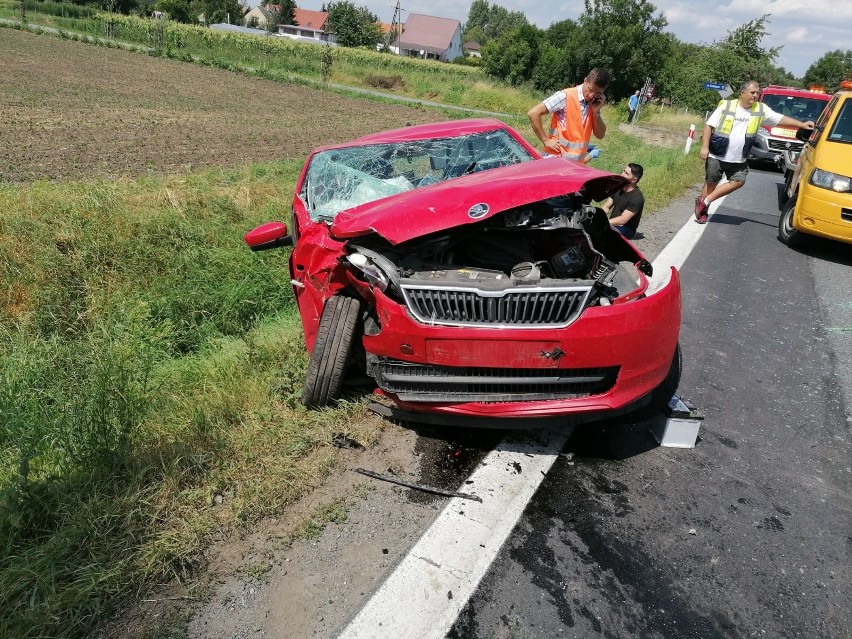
[463,41,481,58]
[390,13,462,62]
[277,8,335,43]
[242,4,279,30]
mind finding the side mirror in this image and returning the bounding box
[796,127,816,143]
[244,221,293,251]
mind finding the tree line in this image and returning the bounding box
[54,0,852,111]
[466,0,852,111]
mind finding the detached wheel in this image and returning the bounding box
[777,194,802,247]
[302,295,362,408]
[632,343,682,420]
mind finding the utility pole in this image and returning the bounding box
[389,1,402,53]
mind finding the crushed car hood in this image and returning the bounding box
[330,160,626,244]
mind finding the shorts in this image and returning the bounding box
[705,156,748,184]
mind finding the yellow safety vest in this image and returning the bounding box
[710,99,766,158]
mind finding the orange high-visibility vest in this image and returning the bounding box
[545,87,595,162]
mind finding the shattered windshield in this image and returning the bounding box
[303,129,535,221]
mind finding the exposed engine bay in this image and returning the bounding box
[344,193,653,321]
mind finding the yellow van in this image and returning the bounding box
[778,82,852,247]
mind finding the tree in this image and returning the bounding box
[481,24,542,85]
[657,38,722,111]
[804,50,852,92]
[657,15,797,112]
[714,14,781,88]
[265,0,295,32]
[191,0,244,24]
[463,0,530,47]
[543,19,577,47]
[153,0,191,22]
[720,15,779,61]
[566,0,671,99]
[325,1,382,48]
[532,42,580,92]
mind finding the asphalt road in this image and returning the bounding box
[447,168,852,639]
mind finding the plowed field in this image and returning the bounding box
[0,29,448,182]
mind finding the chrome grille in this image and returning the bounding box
[373,360,618,403]
[768,139,803,152]
[400,282,594,328]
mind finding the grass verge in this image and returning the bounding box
[0,163,383,638]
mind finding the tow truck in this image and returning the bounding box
[750,85,831,169]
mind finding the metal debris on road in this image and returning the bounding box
[354,468,483,502]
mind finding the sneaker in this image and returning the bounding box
[694,197,709,224]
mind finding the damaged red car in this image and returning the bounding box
[245,119,681,426]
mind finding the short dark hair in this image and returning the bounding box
[586,68,612,89]
[627,163,643,181]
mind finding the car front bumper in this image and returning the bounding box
[795,186,852,245]
[751,135,803,165]
[361,268,682,418]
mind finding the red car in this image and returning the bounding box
[245,119,681,426]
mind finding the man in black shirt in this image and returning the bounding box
[602,163,644,239]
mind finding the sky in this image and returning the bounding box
[291,0,851,78]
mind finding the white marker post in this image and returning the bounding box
[684,123,696,154]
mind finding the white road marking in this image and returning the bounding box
[647,192,726,294]
[337,190,725,639]
[337,428,571,639]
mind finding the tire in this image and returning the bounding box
[777,193,802,247]
[631,343,682,420]
[301,295,362,408]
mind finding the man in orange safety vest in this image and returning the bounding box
[527,68,611,163]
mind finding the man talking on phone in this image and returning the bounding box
[527,68,610,163]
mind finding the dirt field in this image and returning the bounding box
[0,29,447,182]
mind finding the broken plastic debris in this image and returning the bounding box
[331,433,365,449]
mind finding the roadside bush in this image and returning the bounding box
[365,74,405,90]
[21,0,98,19]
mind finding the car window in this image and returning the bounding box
[763,94,828,120]
[762,94,785,112]
[826,100,852,143]
[816,96,838,128]
[302,130,535,221]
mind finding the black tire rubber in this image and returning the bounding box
[777,193,801,247]
[631,342,682,420]
[301,295,362,408]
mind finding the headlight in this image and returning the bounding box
[346,253,389,291]
[809,168,852,193]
